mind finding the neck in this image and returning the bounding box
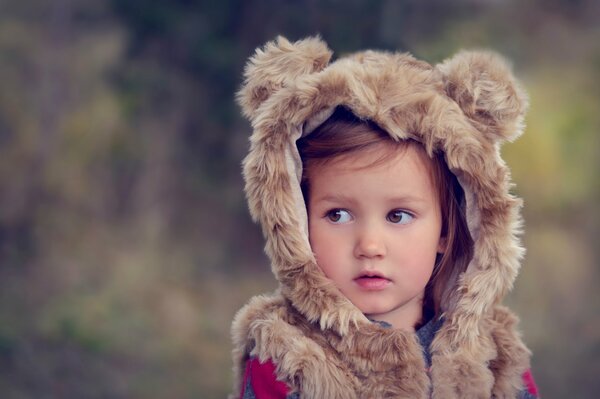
[365,296,424,332]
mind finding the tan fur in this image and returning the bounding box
[232,36,532,398]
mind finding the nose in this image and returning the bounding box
[353,224,387,259]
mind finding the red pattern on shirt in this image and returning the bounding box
[240,358,288,399]
[522,368,539,396]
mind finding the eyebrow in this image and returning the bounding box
[313,194,427,205]
[312,194,357,205]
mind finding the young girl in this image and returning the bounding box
[231,36,539,399]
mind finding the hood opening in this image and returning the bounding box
[296,105,474,325]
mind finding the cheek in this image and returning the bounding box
[417,242,441,273]
[398,252,436,291]
[308,223,343,276]
[399,230,440,279]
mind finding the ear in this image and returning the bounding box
[436,50,529,143]
[236,36,332,122]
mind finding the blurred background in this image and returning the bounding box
[0,0,598,398]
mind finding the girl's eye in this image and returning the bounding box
[387,210,414,225]
[326,209,352,224]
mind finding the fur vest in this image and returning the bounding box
[231,36,532,398]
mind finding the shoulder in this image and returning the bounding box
[487,307,539,397]
[231,294,291,399]
[240,357,294,399]
[232,294,289,334]
[231,293,290,360]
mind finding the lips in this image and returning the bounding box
[354,272,391,291]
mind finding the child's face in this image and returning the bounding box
[307,143,445,330]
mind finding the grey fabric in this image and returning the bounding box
[241,369,255,399]
[415,316,445,368]
[517,388,537,399]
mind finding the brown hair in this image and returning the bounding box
[297,106,473,325]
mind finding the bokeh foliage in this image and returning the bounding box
[0,0,598,398]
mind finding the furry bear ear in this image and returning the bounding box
[436,50,529,143]
[236,36,332,122]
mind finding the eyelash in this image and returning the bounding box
[325,209,352,223]
[386,209,414,224]
[324,209,414,224]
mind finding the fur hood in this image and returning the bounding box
[231,36,531,398]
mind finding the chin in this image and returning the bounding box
[356,304,391,316]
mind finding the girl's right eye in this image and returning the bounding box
[326,209,352,224]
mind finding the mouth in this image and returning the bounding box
[353,272,391,291]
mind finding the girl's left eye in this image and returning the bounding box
[387,210,414,225]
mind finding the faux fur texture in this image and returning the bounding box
[231,36,531,398]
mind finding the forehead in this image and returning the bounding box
[307,141,436,182]
[306,142,439,200]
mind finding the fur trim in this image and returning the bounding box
[233,36,532,397]
[237,36,332,121]
[231,295,530,398]
[437,50,529,143]
[488,306,532,398]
